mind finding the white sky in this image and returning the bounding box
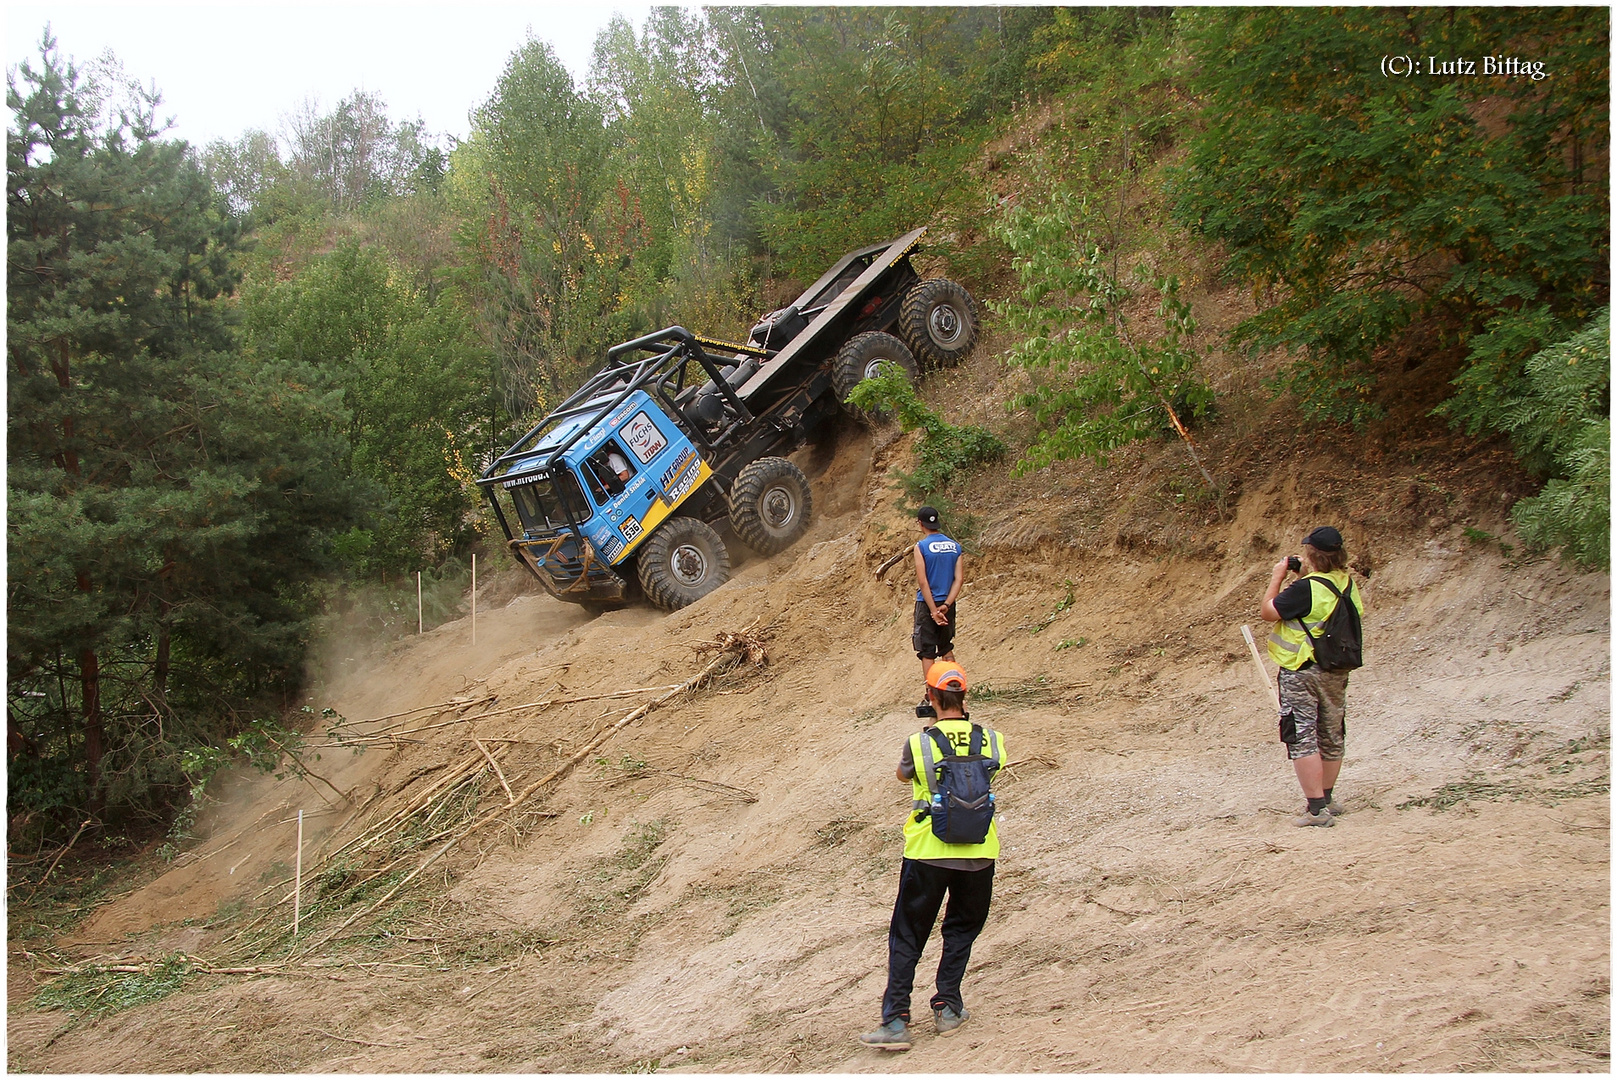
[5,2,653,149]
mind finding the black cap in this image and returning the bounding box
[1302,526,1344,551]
[917,506,940,527]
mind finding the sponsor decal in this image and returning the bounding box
[665,458,702,504]
[659,447,698,491]
[622,411,668,464]
[502,474,539,489]
[601,536,625,562]
[620,516,642,542]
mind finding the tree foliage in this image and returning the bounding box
[993,191,1213,472]
[8,34,363,832]
[449,39,621,417]
[240,242,498,574]
[1491,310,1610,569]
[749,7,1046,278]
[1175,8,1609,425]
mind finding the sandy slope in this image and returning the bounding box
[8,423,1609,1073]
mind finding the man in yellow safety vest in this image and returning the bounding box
[860,660,1005,1051]
[1261,526,1365,827]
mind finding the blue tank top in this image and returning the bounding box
[916,533,961,603]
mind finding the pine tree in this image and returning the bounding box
[8,34,361,832]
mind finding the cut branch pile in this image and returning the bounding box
[693,619,771,667]
[246,624,769,960]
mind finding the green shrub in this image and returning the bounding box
[991,190,1213,472]
[843,369,1004,504]
[1496,311,1610,570]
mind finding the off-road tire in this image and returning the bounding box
[636,516,731,611]
[832,331,919,423]
[899,278,979,370]
[728,457,813,556]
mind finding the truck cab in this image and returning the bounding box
[493,389,713,605]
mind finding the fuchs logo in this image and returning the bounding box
[620,515,642,542]
[666,459,702,503]
[659,447,697,490]
[623,412,668,464]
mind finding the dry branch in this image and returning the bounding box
[28,819,94,898]
[310,1028,409,1049]
[876,546,912,579]
[291,634,761,957]
[473,738,514,804]
[369,685,681,740]
[652,769,758,803]
[348,695,495,732]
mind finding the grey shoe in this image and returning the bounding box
[859,1018,911,1051]
[1326,798,1344,816]
[1294,808,1336,827]
[934,1004,970,1035]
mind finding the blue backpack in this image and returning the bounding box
[916,723,1001,845]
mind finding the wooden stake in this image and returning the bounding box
[417,572,423,634]
[293,809,303,936]
[1240,625,1280,711]
[471,554,477,646]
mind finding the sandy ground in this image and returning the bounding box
[8,423,1610,1073]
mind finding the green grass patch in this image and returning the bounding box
[971,676,1056,704]
[1399,773,1610,812]
[35,953,194,1016]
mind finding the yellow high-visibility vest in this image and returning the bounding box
[1267,570,1364,671]
[903,719,1005,861]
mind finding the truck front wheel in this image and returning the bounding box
[832,331,919,423]
[636,516,731,611]
[900,278,979,370]
[729,457,813,556]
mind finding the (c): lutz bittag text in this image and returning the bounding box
[1381,55,1548,81]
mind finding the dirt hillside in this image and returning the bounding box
[7,404,1609,1072]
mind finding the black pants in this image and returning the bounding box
[881,858,995,1023]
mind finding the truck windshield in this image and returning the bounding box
[508,469,589,532]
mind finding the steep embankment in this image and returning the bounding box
[8,410,1609,1072]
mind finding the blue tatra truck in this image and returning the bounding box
[476,227,980,611]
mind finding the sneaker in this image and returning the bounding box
[915,698,937,719]
[1293,808,1336,828]
[1325,798,1345,816]
[934,1004,970,1035]
[859,1018,911,1051]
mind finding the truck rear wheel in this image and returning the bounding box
[899,278,979,370]
[729,457,813,556]
[832,331,919,423]
[636,516,731,611]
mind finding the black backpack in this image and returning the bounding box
[1300,576,1363,672]
[917,724,1000,845]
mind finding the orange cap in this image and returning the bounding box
[925,660,967,692]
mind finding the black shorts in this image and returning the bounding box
[913,600,958,659]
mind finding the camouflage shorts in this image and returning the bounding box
[1277,666,1350,761]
